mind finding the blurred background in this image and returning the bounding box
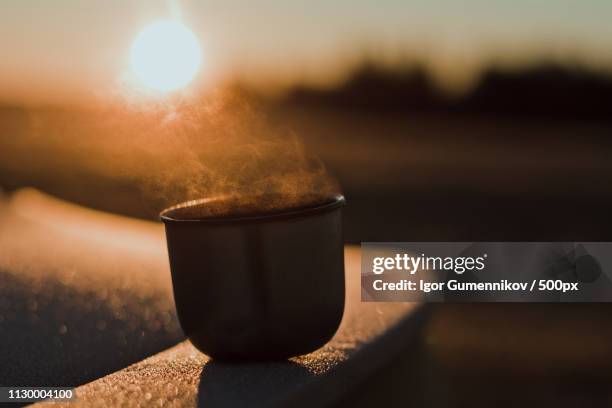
[2,0,612,242]
[2,1,612,406]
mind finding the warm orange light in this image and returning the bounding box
[130,21,202,92]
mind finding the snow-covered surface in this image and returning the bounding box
[0,189,182,386]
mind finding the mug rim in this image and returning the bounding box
[160,194,345,224]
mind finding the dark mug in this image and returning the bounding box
[160,195,345,360]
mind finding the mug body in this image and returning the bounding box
[161,195,345,360]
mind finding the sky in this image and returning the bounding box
[1,0,612,104]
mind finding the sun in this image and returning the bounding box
[130,21,202,92]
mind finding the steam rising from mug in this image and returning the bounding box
[137,94,338,215]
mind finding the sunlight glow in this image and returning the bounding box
[130,21,202,92]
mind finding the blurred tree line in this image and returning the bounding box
[283,62,612,123]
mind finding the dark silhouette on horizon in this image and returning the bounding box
[283,62,612,123]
